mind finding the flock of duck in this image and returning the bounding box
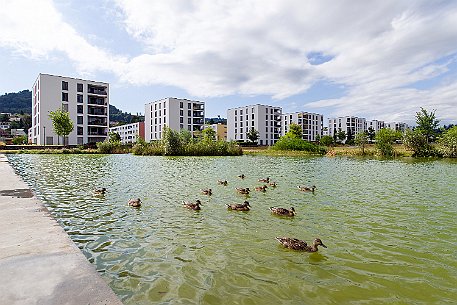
[93,176,326,253]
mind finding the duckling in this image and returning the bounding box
[93,188,106,195]
[226,201,250,211]
[270,206,295,217]
[259,177,270,183]
[238,174,245,179]
[275,237,327,252]
[255,185,268,192]
[298,185,316,192]
[217,180,228,186]
[201,188,212,196]
[269,182,277,188]
[182,200,202,210]
[235,187,250,195]
[128,198,141,208]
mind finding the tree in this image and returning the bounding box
[108,131,121,143]
[415,107,440,143]
[12,135,27,145]
[437,126,457,157]
[403,128,434,157]
[354,132,368,155]
[320,135,334,146]
[337,129,346,143]
[367,127,376,143]
[49,108,74,145]
[246,127,260,143]
[288,123,302,139]
[375,128,401,157]
[162,125,181,155]
[346,128,354,145]
[202,127,216,142]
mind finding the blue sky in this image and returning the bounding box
[1,0,457,125]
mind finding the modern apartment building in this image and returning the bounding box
[367,120,385,133]
[386,122,409,132]
[227,104,282,146]
[328,116,367,141]
[31,74,109,145]
[209,123,227,141]
[282,112,323,142]
[109,122,145,144]
[144,98,205,141]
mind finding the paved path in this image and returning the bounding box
[0,154,123,305]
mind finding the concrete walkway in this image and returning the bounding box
[0,154,123,305]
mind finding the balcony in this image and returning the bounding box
[193,118,204,125]
[88,97,107,106]
[87,118,107,126]
[88,85,107,95]
[193,111,204,117]
[88,126,107,136]
[193,104,204,110]
[87,106,107,116]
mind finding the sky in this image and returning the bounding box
[1,0,457,125]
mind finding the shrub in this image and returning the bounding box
[403,129,436,157]
[437,126,457,157]
[320,135,334,146]
[272,136,325,154]
[375,128,401,157]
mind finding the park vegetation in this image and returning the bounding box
[270,123,325,154]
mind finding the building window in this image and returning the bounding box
[62,81,68,90]
[77,83,83,92]
[188,103,192,109]
[77,116,83,124]
[164,109,166,115]
[188,118,191,124]
[235,110,237,115]
[188,110,191,116]
[180,117,183,123]
[235,123,237,127]
[180,110,183,116]
[180,102,183,108]
[77,127,83,135]
[180,124,184,129]
[77,95,83,103]
[62,92,68,102]
[240,110,243,115]
[62,103,69,112]
[77,105,83,114]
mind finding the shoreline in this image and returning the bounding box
[0,154,123,305]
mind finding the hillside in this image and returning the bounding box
[0,90,142,124]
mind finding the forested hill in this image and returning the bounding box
[0,90,32,114]
[0,89,142,124]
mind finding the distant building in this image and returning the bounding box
[31,73,109,145]
[367,120,385,133]
[144,97,205,141]
[282,111,323,142]
[0,122,10,130]
[209,123,227,141]
[328,116,367,142]
[386,122,409,132]
[10,129,26,137]
[227,104,282,146]
[205,116,227,124]
[109,122,145,144]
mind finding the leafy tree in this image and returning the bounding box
[320,135,334,146]
[162,125,182,155]
[49,108,74,145]
[346,128,354,144]
[337,129,346,143]
[437,126,457,157]
[403,128,434,157]
[12,135,27,145]
[202,127,216,142]
[288,123,302,139]
[354,132,368,155]
[415,107,440,143]
[179,129,193,145]
[0,113,9,122]
[367,127,376,142]
[108,131,121,143]
[375,128,401,157]
[246,127,260,143]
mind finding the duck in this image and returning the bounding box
[201,188,212,196]
[275,237,327,252]
[270,206,295,217]
[238,174,245,179]
[235,187,250,195]
[217,180,228,186]
[255,185,268,192]
[182,200,202,210]
[298,185,316,192]
[93,188,106,195]
[259,177,270,183]
[269,182,277,188]
[226,201,250,211]
[128,198,141,208]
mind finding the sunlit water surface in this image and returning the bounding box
[7,154,457,304]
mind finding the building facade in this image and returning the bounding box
[282,112,323,142]
[227,104,282,146]
[209,123,227,141]
[386,122,409,132]
[367,120,385,133]
[109,122,145,144]
[31,74,109,145]
[144,98,205,141]
[328,116,367,141]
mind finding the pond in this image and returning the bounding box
[7,154,457,304]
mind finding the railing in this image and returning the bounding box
[193,111,204,117]
[193,105,204,110]
[87,120,107,126]
[88,132,107,136]
[87,109,107,116]
[88,88,107,95]
[88,98,107,106]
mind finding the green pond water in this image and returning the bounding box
[7,154,457,304]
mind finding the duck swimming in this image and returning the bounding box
[238,174,245,179]
[226,201,250,211]
[269,182,277,188]
[182,200,202,210]
[93,188,106,195]
[201,188,212,196]
[275,237,326,252]
[217,180,228,186]
[255,185,268,192]
[270,207,295,217]
[298,185,316,192]
[235,187,250,195]
[259,177,270,183]
[128,198,141,208]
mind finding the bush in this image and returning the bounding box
[96,141,129,154]
[320,135,334,146]
[12,135,27,145]
[271,136,325,154]
[375,128,401,157]
[403,129,436,157]
[437,126,457,157]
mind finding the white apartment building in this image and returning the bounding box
[282,112,323,142]
[367,120,385,133]
[328,116,367,141]
[145,98,205,141]
[209,123,227,141]
[109,122,145,144]
[31,74,109,145]
[227,104,282,146]
[386,122,409,132]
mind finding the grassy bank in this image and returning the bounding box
[0,148,100,154]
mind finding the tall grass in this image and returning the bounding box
[271,137,326,154]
